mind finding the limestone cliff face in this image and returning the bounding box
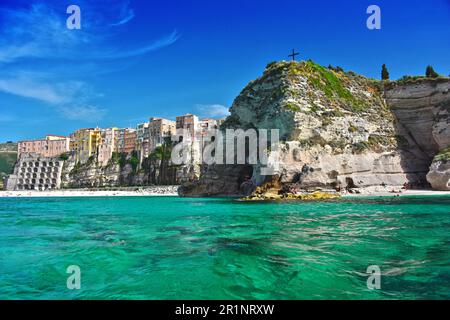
[385,79,450,156]
[60,152,183,188]
[61,155,128,188]
[385,79,450,190]
[180,61,450,196]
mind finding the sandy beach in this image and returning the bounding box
[1,185,449,198]
[342,186,450,198]
[0,186,179,198]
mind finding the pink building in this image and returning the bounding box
[97,128,118,166]
[18,135,70,158]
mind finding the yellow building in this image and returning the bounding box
[69,128,101,164]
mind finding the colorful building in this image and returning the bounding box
[117,128,137,154]
[136,122,150,162]
[18,135,70,158]
[69,128,101,164]
[149,117,176,152]
[97,128,119,166]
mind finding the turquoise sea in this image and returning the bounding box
[0,195,449,300]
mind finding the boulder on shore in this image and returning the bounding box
[427,161,450,191]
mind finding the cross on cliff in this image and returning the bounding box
[288,49,299,61]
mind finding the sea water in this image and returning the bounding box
[0,196,449,299]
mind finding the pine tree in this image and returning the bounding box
[426,65,439,78]
[381,64,389,80]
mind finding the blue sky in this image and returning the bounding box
[0,0,449,142]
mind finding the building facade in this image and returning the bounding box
[97,127,119,166]
[18,135,70,158]
[175,114,202,164]
[124,129,137,154]
[198,118,219,135]
[148,117,176,152]
[176,114,199,142]
[136,122,150,162]
[6,154,64,191]
[116,128,137,154]
[69,128,101,164]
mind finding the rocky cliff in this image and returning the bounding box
[61,150,187,188]
[180,61,450,196]
[385,78,450,157]
[385,78,450,190]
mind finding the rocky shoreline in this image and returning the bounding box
[0,185,448,199]
[239,182,450,201]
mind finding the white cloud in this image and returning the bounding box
[0,75,107,121]
[111,2,135,27]
[196,104,230,118]
[0,1,179,124]
[56,105,107,122]
[0,77,69,104]
[0,3,179,63]
[101,31,180,59]
[0,3,86,63]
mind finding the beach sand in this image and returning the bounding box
[342,185,450,198]
[0,186,179,198]
[1,185,448,198]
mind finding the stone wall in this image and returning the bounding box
[6,154,64,191]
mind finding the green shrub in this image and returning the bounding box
[328,139,347,151]
[434,148,450,162]
[299,134,327,147]
[284,102,301,112]
[59,153,69,161]
[302,61,366,112]
[381,64,390,80]
[352,142,369,154]
[426,65,439,78]
[266,61,277,69]
[119,153,127,168]
[348,124,358,133]
[129,155,139,172]
[352,134,390,154]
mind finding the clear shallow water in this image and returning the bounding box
[0,196,449,300]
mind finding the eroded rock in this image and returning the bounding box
[179,61,450,196]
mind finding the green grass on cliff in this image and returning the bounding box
[267,60,367,112]
[434,148,450,162]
